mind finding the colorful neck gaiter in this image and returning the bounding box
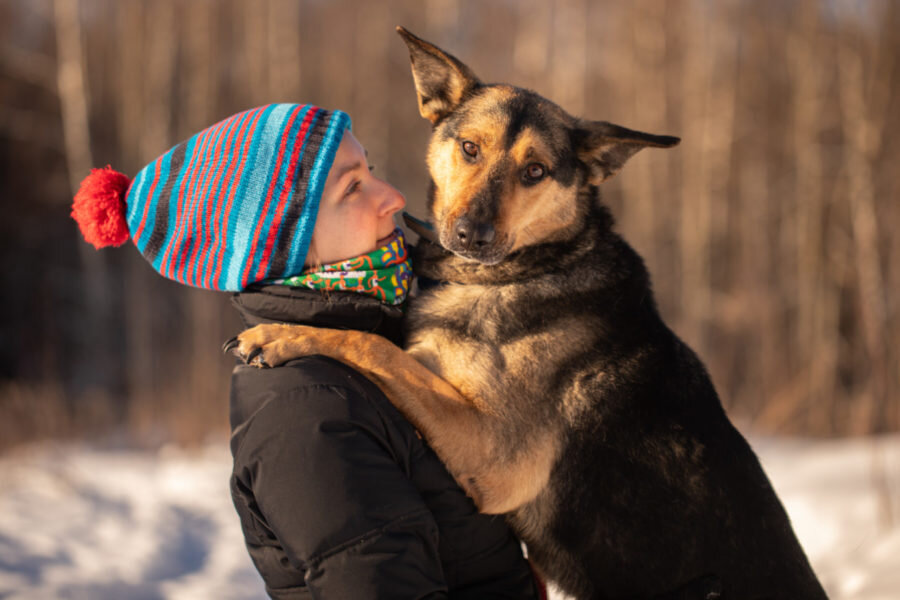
[268,227,413,305]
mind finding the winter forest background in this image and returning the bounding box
[2,0,899,450]
[1,0,899,598]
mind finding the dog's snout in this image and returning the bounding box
[455,216,495,250]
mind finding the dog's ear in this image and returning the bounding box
[573,121,679,184]
[397,26,480,125]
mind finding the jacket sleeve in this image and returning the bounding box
[231,380,449,599]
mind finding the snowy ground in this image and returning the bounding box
[0,435,898,600]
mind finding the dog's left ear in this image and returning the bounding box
[573,121,679,185]
[397,26,481,125]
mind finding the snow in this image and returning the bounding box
[0,435,898,599]
[751,435,900,600]
[0,443,266,600]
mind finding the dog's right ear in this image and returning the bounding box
[574,121,680,185]
[396,26,480,125]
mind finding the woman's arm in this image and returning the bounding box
[231,375,449,599]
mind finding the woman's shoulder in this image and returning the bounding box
[232,354,376,401]
[229,355,414,454]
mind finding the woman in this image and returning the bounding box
[72,104,539,599]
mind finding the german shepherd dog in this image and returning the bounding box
[229,28,827,600]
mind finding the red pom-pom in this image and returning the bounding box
[71,166,132,249]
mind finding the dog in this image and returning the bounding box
[228,27,828,600]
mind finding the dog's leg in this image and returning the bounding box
[228,324,557,513]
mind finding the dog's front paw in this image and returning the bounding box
[223,324,318,368]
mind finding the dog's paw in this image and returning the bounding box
[223,324,318,368]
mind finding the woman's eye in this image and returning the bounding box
[462,141,479,158]
[524,163,546,182]
[345,180,361,196]
[368,164,375,172]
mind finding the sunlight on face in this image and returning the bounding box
[306,130,406,266]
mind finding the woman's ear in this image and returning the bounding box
[573,120,680,185]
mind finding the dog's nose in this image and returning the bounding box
[455,216,495,250]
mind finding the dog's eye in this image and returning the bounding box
[524,163,545,182]
[462,141,479,158]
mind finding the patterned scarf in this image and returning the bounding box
[267,227,413,305]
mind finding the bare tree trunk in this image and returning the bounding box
[125,0,177,437]
[512,0,551,88]
[243,0,269,105]
[115,0,157,437]
[733,2,774,421]
[351,2,391,168]
[268,0,303,101]
[866,0,898,433]
[116,0,144,170]
[550,0,587,117]
[54,0,92,186]
[180,0,227,444]
[787,0,838,433]
[184,0,213,129]
[54,0,113,401]
[836,10,891,434]
[620,0,670,303]
[140,0,177,161]
[677,0,714,354]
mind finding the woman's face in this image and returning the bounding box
[307,130,406,266]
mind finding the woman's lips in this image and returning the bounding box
[376,228,400,246]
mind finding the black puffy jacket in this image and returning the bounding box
[229,285,538,599]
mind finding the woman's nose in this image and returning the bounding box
[377,180,406,216]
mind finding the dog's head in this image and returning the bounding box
[397,26,679,265]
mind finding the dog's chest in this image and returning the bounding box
[407,282,599,408]
[410,284,515,345]
[407,284,514,398]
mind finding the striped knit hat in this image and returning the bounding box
[71,104,351,291]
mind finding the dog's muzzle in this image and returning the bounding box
[440,216,509,265]
[454,216,495,251]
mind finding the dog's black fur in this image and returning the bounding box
[395,27,827,599]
